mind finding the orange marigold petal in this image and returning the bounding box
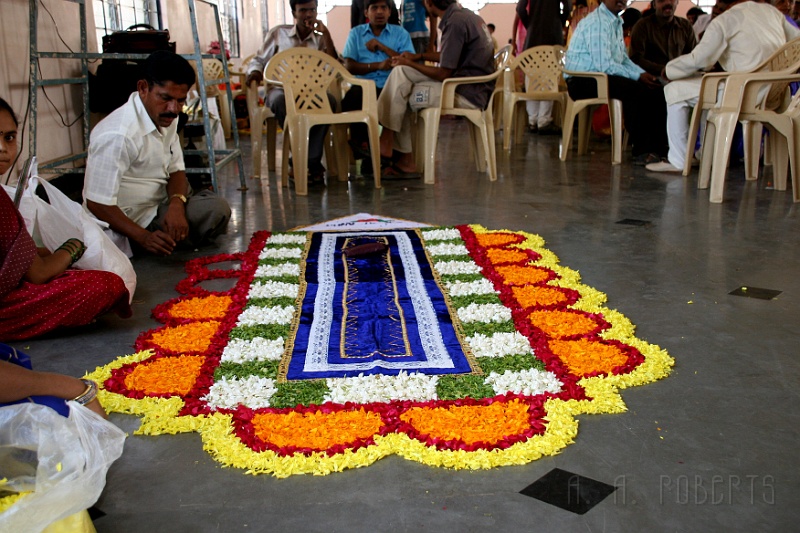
[168,295,233,320]
[148,321,220,353]
[252,409,384,450]
[400,399,531,445]
[511,286,569,308]
[495,265,552,286]
[528,310,600,338]
[549,338,629,376]
[124,355,206,395]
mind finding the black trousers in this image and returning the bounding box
[340,84,383,152]
[566,75,668,157]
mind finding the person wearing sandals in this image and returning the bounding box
[342,0,415,175]
[376,0,494,178]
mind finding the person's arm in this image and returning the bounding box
[585,15,645,79]
[313,19,339,59]
[246,28,278,85]
[23,238,83,284]
[392,53,452,81]
[427,11,439,53]
[162,170,190,243]
[86,200,176,255]
[0,360,107,419]
[665,18,725,80]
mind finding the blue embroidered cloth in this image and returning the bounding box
[285,231,474,380]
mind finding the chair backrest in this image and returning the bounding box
[762,37,800,109]
[265,47,343,115]
[511,45,564,94]
[494,44,513,70]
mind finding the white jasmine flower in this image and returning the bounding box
[259,247,302,260]
[255,262,300,278]
[456,303,512,323]
[466,332,533,358]
[484,368,562,397]
[221,337,285,363]
[421,228,461,241]
[267,233,307,245]
[237,305,295,326]
[248,280,299,299]
[324,371,439,404]
[433,260,482,275]
[427,243,469,256]
[203,375,278,410]
[444,278,496,297]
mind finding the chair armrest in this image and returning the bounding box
[440,69,503,108]
[337,71,379,110]
[562,70,610,99]
[727,72,800,112]
[696,72,731,109]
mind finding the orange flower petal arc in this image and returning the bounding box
[168,295,233,319]
[549,338,629,376]
[400,399,531,445]
[124,355,206,395]
[485,248,530,265]
[252,409,384,450]
[147,321,220,353]
[495,265,553,286]
[528,310,601,338]
[511,285,570,308]
[474,232,524,248]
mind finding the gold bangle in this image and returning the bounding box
[72,379,98,405]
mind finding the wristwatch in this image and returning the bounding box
[170,193,188,204]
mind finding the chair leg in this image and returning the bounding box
[560,100,577,161]
[289,120,309,196]
[697,119,715,190]
[707,111,739,203]
[482,108,498,182]
[577,108,591,156]
[366,117,382,190]
[609,99,624,165]
[742,121,762,181]
[514,100,527,146]
[503,95,517,151]
[791,121,800,202]
[683,103,704,176]
[266,118,277,172]
[251,116,263,179]
[420,108,441,184]
[281,128,291,189]
[218,93,232,140]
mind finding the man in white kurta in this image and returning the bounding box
[646,0,800,172]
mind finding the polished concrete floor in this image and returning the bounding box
[13,122,800,532]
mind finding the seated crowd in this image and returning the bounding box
[2,0,799,442]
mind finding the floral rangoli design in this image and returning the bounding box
[87,226,674,477]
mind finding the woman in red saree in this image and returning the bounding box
[0,98,131,341]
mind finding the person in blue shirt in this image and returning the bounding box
[402,0,437,54]
[564,0,668,164]
[342,0,415,174]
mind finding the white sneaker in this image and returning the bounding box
[646,161,681,173]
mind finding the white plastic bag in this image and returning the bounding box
[0,402,126,533]
[10,176,137,302]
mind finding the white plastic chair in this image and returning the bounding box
[246,79,278,179]
[265,47,381,196]
[202,59,233,140]
[414,55,509,184]
[559,71,625,165]
[491,44,514,131]
[502,45,567,150]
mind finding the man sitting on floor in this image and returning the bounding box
[342,0,415,174]
[646,0,800,173]
[564,0,668,165]
[245,0,338,185]
[84,51,231,257]
[628,0,696,78]
[377,0,495,177]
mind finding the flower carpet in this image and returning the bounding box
[87,225,674,477]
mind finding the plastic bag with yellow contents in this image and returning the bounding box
[0,402,125,533]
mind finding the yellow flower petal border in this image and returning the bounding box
[82,225,674,477]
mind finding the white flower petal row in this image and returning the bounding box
[203,375,278,410]
[248,280,299,299]
[237,305,295,326]
[433,260,482,275]
[427,243,469,257]
[421,228,461,241]
[255,262,300,278]
[324,371,439,404]
[484,368,563,397]
[266,233,307,245]
[221,337,285,363]
[466,332,533,358]
[259,247,302,260]
[456,303,512,323]
[444,278,496,297]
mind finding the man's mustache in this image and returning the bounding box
[160,113,178,119]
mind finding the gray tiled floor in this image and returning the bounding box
[14,122,800,532]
